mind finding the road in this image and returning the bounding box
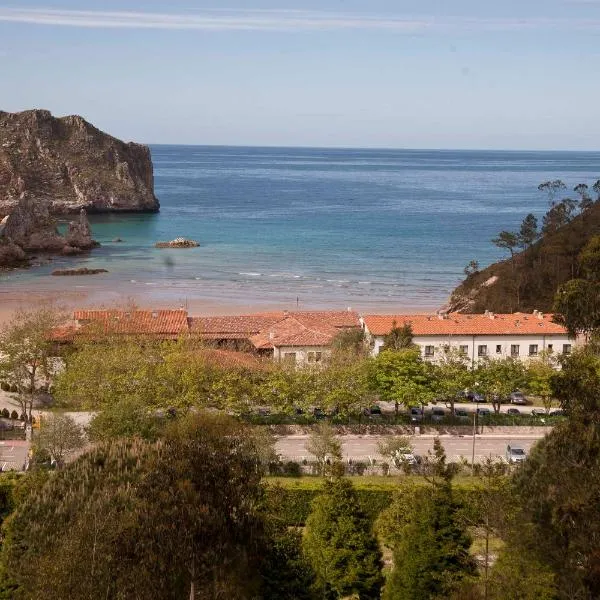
[275,433,545,463]
[0,440,29,471]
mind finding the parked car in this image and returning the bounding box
[531,408,544,417]
[431,407,446,422]
[458,390,485,403]
[506,408,521,416]
[510,391,527,405]
[363,406,382,419]
[476,407,491,417]
[549,409,565,417]
[409,406,423,423]
[455,408,470,420]
[506,444,527,464]
[312,407,326,420]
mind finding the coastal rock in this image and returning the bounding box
[155,237,200,248]
[51,267,108,276]
[0,109,160,216]
[1,194,64,251]
[65,209,98,250]
[0,241,28,268]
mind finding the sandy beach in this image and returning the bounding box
[0,279,436,325]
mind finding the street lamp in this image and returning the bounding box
[471,382,480,475]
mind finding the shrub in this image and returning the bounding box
[9,385,18,393]
[1,409,9,419]
[282,461,302,477]
[19,413,26,422]
[10,411,18,421]
[0,382,9,392]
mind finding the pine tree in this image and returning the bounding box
[303,477,383,599]
[382,321,415,351]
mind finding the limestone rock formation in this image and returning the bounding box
[0,109,160,216]
[2,194,64,251]
[0,195,100,268]
[155,237,200,248]
[65,209,97,250]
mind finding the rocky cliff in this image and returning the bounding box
[0,195,98,268]
[0,109,159,216]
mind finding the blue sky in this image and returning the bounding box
[1,1,600,149]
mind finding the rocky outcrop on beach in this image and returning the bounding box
[51,267,108,276]
[155,237,200,248]
[0,195,99,268]
[0,109,160,216]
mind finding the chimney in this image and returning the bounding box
[151,311,158,319]
[269,332,274,341]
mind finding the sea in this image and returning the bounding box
[1,146,599,312]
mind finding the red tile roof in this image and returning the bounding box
[73,310,189,336]
[362,312,568,337]
[191,310,360,348]
[250,316,340,349]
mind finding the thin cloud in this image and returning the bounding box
[0,8,598,32]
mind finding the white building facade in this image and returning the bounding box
[362,311,575,366]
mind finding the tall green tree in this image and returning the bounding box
[492,231,519,262]
[305,422,342,476]
[475,357,528,414]
[1,414,267,600]
[303,477,383,599]
[0,305,64,422]
[431,347,472,416]
[382,443,476,600]
[33,413,85,467]
[518,213,539,249]
[382,321,415,352]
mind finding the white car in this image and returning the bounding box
[506,444,527,464]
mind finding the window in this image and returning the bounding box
[459,345,469,356]
[511,344,520,357]
[478,345,487,357]
[547,344,553,353]
[563,344,572,355]
[424,345,435,357]
[529,344,538,356]
[283,352,297,363]
[307,351,322,363]
[496,344,502,354]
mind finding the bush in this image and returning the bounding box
[10,411,18,421]
[347,460,368,476]
[9,385,18,394]
[19,413,26,422]
[282,461,302,477]
[1,409,8,419]
[0,382,9,392]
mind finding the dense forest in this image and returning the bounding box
[448,179,600,314]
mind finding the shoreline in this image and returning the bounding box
[0,282,441,325]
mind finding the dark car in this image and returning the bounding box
[455,408,470,420]
[409,406,423,423]
[363,406,382,419]
[506,408,521,416]
[510,391,528,405]
[312,407,326,420]
[549,409,566,417]
[477,407,491,417]
[431,407,446,422]
[458,390,485,403]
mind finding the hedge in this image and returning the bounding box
[264,478,480,527]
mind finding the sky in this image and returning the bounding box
[1,1,600,149]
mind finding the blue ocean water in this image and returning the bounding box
[2,146,599,311]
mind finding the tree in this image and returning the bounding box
[593,179,600,202]
[319,360,371,418]
[431,348,472,417]
[377,436,413,471]
[518,213,539,249]
[369,348,434,418]
[1,413,266,599]
[305,422,342,475]
[0,305,64,422]
[526,352,556,413]
[33,413,85,467]
[382,443,476,600]
[492,349,600,598]
[542,199,576,235]
[382,321,415,352]
[463,260,480,277]
[330,328,368,362]
[492,231,518,261]
[303,477,383,599]
[574,183,593,212]
[475,358,527,414]
[538,179,566,203]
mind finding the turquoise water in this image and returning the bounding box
[2,146,599,310]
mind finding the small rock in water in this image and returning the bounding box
[51,267,108,276]
[113,237,123,243]
[155,237,200,248]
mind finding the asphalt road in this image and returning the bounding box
[0,440,29,471]
[275,433,545,463]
